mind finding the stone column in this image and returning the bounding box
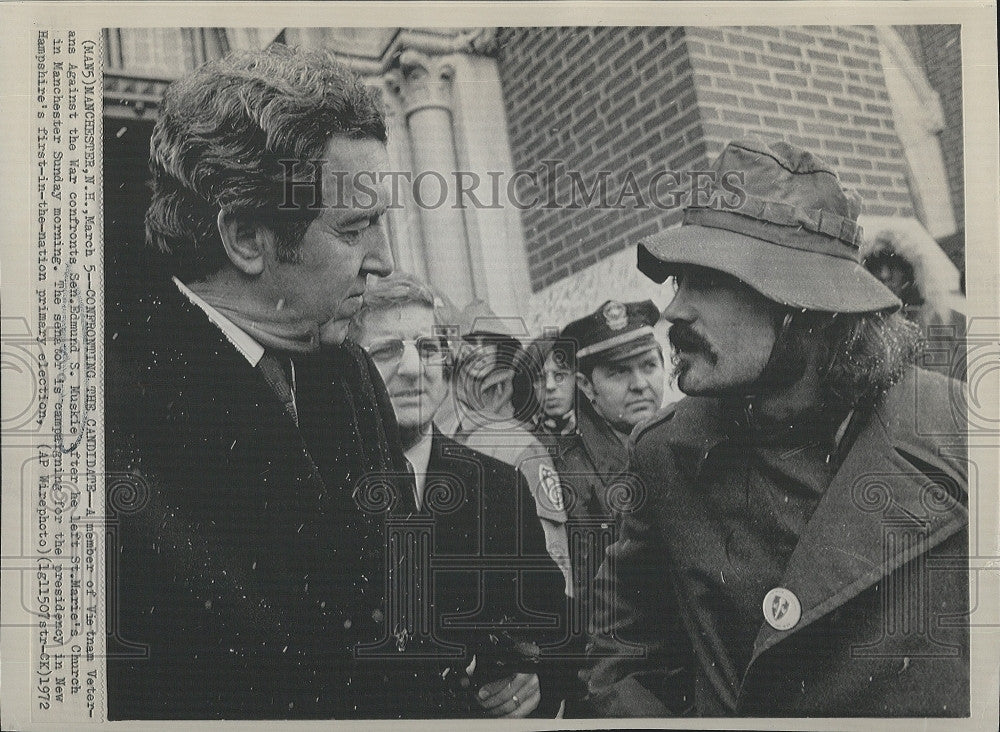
[447,52,533,324]
[386,50,476,307]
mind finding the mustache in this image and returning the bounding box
[668,324,717,362]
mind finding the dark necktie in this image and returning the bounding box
[258,351,298,427]
[403,458,420,511]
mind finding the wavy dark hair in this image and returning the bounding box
[777,308,920,409]
[146,44,387,281]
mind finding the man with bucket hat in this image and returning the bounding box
[583,139,968,717]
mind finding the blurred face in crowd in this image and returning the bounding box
[538,351,575,419]
[662,264,779,396]
[865,251,916,301]
[579,348,665,432]
[357,303,449,432]
[253,135,394,346]
[454,337,515,417]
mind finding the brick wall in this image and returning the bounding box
[686,26,913,217]
[916,25,964,233]
[499,26,915,293]
[498,27,701,291]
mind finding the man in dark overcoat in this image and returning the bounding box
[583,139,969,717]
[106,45,414,719]
[348,272,575,718]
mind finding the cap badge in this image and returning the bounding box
[762,587,801,631]
[603,301,628,331]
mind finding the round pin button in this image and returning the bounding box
[762,587,801,631]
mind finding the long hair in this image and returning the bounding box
[146,44,387,281]
[782,309,920,408]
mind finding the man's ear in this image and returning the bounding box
[217,210,270,276]
[577,372,595,403]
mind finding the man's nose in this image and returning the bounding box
[397,341,421,376]
[662,279,694,324]
[545,373,558,390]
[627,368,652,392]
[362,226,394,278]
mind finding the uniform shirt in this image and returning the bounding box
[670,401,852,715]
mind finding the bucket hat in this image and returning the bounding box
[637,138,900,313]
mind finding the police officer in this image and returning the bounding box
[558,300,665,519]
[529,302,665,626]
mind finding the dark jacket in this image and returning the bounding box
[547,398,630,520]
[395,429,575,717]
[537,398,631,608]
[106,281,412,719]
[584,368,969,717]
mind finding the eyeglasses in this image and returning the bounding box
[365,336,449,365]
[534,369,572,385]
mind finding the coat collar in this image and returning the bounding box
[741,371,968,680]
[662,395,854,478]
[659,396,730,477]
[573,399,630,475]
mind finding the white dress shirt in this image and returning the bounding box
[403,432,433,511]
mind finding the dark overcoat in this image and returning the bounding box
[106,281,416,719]
[584,368,969,717]
[399,430,575,717]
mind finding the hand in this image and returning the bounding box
[475,672,540,718]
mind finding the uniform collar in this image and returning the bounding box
[575,398,630,475]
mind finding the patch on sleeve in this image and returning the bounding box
[538,464,565,513]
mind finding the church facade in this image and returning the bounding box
[103,25,964,335]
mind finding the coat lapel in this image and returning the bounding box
[744,397,968,671]
[164,283,326,493]
[425,430,480,524]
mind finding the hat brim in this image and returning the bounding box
[580,335,661,368]
[638,225,901,313]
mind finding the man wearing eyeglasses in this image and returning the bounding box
[348,272,574,718]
